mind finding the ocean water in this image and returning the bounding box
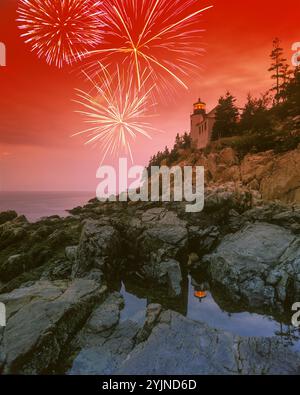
[0,191,94,222]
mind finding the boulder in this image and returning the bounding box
[221,165,241,183]
[203,222,300,311]
[117,311,300,375]
[260,148,300,203]
[41,260,72,281]
[219,147,239,166]
[72,220,120,278]
[136,210,188,289]
[0,220,27,250]
[139,210,188,257]
[0,254,28,282]
[86,292,124,334]
[0,279,107,374]
[66,292,138,375]
[68,320,140,375]
[188,225,220,257]
[65,246,78,262]
[240,151,274,185]
[0,211,18,225]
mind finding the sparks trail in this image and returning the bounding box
[17,0,105,68]
[83,0,213,96]
[72,65,159,164]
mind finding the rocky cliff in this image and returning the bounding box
[173,145,300,204]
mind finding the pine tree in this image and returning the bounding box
[175,133,181,148]
[284,66,300,116]
[268,38,290,103]
[163,146,170,156]
[239,93,271,132]
[278,63,293,102]
[211,92,239,140]
[182,132,192,149]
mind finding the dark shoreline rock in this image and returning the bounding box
[203,222,300,315]
[0,211,18,225]
[1,190,300,375]
[117,310,300,375]
[0,280,107,374]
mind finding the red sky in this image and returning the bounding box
[0,0,299,191]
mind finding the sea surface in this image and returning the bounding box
[0,191,94,222]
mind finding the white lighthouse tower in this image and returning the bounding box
[190,98,216,149]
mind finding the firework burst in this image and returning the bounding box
[84,0,213,96]
[17,0,105,68]
[73,65,158,163]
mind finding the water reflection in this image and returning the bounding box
[117,272,300,350]
[119,282,147,325]
[193,278,209,302]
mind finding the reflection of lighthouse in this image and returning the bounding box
[194,289,207,301]
[192,278,209,303]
